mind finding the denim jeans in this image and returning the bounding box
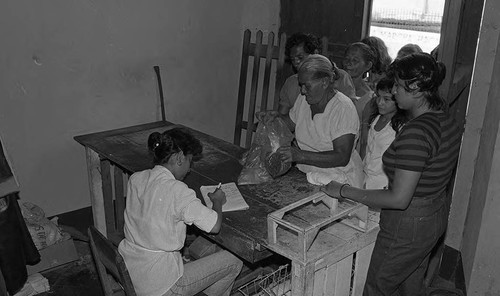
[363,204,448,296]
[162,250,243,296]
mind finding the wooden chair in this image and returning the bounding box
[233,29,287,148]
[88,226,137,296]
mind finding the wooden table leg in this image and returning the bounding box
[100,159,116,237]
[85,147,106,235]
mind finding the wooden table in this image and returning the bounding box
[75,121,379,295]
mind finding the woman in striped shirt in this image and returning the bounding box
[322,53,461,296]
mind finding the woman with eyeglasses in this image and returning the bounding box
[322,53,461,295]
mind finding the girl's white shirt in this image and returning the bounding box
[363,115,396,189]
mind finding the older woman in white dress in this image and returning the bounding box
[258,54,363,187]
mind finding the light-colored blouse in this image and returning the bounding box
[118,165,217,296]
[289,92,363,187]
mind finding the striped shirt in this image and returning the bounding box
[382,112,461,211]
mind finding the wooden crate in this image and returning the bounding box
[304,241,375,296]
[265,192,379,296]
[267,192,369,262]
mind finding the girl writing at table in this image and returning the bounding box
[322,53,461,295]
[259,54,363,188]
[118,127,242,296]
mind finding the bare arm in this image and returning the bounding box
[280,134,355,168]
[209,200,223,233]
[359,98,376,159]
[322,168,421,209]
[278,104,291,117]
[278,113,295,133]
[207,189,226,233]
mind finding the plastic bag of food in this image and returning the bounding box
[19,201,64,250]
[237,117,293,185]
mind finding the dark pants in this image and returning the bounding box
[363,204,448,296]
[0,193,40,294]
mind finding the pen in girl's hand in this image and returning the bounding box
[212,182,222,194]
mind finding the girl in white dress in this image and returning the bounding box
[363,77,406,189]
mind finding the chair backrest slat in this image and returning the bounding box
[88,226,137,296]
[261,32,275,113]
[234,30,252,146]
[244,30,264,148]
[234,29,287,148]
[90,236,115,295]
[248,43,281,60]
[273,33,287,111]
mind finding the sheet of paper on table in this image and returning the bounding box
[200,182,249,212]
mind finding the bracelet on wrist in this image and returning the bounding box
[339,183,350,199]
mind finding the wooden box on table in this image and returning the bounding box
[266,192,379,296]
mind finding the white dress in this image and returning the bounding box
[363,115,396,189]
[289,92,363,187]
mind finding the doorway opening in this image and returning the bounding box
[369,0,445,59]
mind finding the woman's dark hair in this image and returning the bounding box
[345,42,376,73]
[396,43,423,59]
[147,127,203,165]
[430,45,439,61]
[361,36,392,74]
[368,76,407,133]
[285,33,322,58]
[388,52,447,111]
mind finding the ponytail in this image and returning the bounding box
[147,128,202,165]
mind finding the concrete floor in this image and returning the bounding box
[37,240,102,296]
[34,239,465,296]
[30,207,465,296]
